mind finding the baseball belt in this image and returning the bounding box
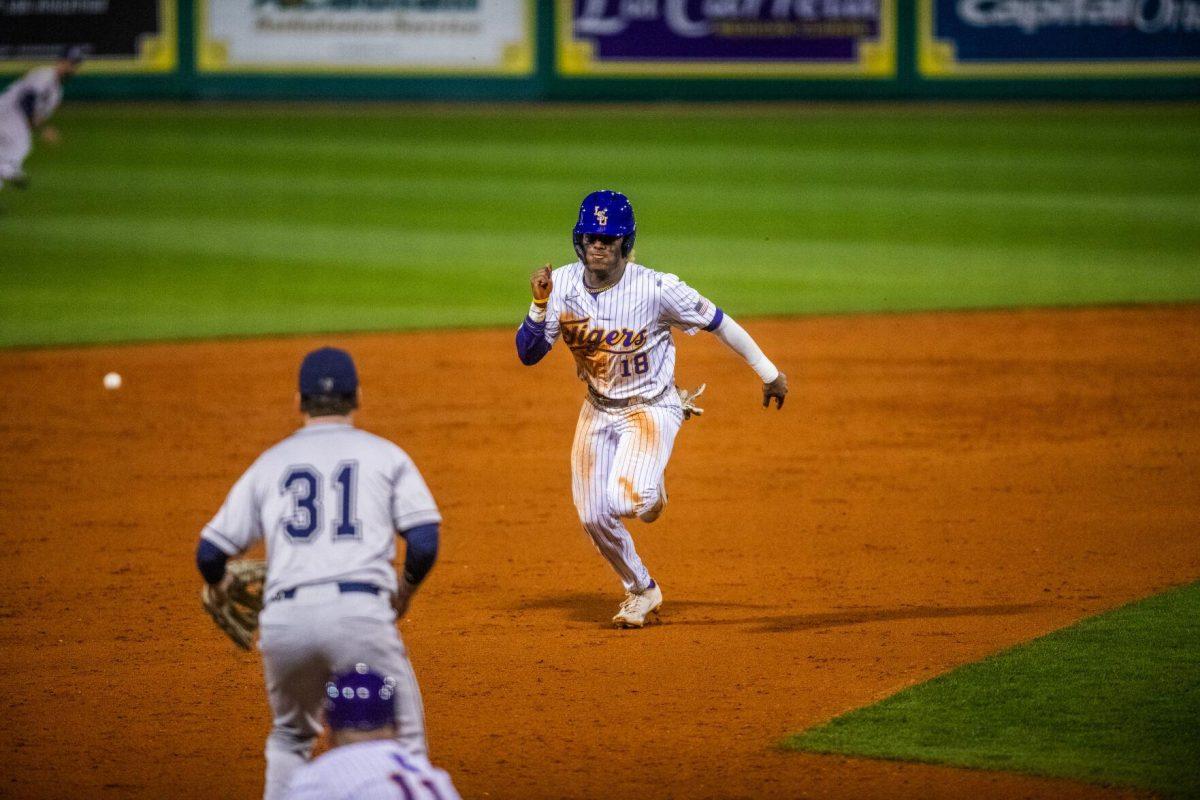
[587,385,673,410]
[269,581,382,603]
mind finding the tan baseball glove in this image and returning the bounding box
[677,383,706,420]
[201,559,266,651]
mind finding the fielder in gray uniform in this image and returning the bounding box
[195,347,443,800]
[516,190,788,628]
[0,46,84,191]
[284,664,461,800]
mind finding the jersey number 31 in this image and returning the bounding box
[280,462,361,543]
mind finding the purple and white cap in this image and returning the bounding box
[324,664,397,731]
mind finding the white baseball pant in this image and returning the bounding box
[570,392,683,593]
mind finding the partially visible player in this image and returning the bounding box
[515,189,788,628]
[0,46,84,191]
[283,664,461,800]
[195,347,443,800]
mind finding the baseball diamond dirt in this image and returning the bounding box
[2,305,1198,799]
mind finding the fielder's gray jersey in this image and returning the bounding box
[541,262,720,401]
[0,67,62,127]
[201,422,441,598]
[283,740,461,800]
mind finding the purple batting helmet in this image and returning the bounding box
[324,664,397,731]
[572,189,636,260]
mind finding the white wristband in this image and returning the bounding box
[528,302,547,323]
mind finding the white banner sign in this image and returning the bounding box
[199,0,532,74]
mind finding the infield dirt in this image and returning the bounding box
[2,306,1198,799]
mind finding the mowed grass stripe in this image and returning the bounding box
[62,128,1200,169]
[54,107,1200,195]
[4,216,1195,347]
[8,213,1192,278]
[6,215,559,268]
[0,253,516,346]
[785,582,1200,798]
[4,104,1199,346]
[56,130,1199,198]
[40,163,1198,224]
[57,103,1200,149]
[25,162,1198,260]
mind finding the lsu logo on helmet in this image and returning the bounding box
[573,190,636,259]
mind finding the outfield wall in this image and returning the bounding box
[1,0,1197,101]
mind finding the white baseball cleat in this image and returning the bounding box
[613,581,663,628]
[638,484,667,523]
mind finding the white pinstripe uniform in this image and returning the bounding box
[539,261,720,594]
[200,422,441,800]
[283,740,461,800]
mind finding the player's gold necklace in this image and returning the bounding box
[584,262,627,292]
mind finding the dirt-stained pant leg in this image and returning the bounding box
[607,400,682,519]
[571,400,652,593]
[571,396,682,594]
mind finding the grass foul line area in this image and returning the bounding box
[784,581,1200,798]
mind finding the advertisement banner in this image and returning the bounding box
[198,0,534,75]
[920,0,1200,76]
[558,0,895,77]
[0,0,176,73]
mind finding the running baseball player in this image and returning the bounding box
[284,664,461,800]
[515,189,788,628]
[0,46,84,191]
[195,347,443,800]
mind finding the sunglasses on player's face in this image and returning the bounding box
[583,234,620,246]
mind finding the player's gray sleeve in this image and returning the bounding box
[201,465,265,555]
[391,457,442,532]
[658,273,720,335]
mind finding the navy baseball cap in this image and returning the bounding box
[299,347,358,395]
[60,46,86,65]
[325,664,396,731]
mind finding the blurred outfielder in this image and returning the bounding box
[0,46,84,191]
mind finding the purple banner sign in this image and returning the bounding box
[560,0,894,75]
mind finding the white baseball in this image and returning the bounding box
[103,372,122,390]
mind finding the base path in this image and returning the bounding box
[2,306,1198,800]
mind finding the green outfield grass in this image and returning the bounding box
[2,103,1199,347]
[785,582,1200,797]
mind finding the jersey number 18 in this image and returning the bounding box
[619,353,650,377]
